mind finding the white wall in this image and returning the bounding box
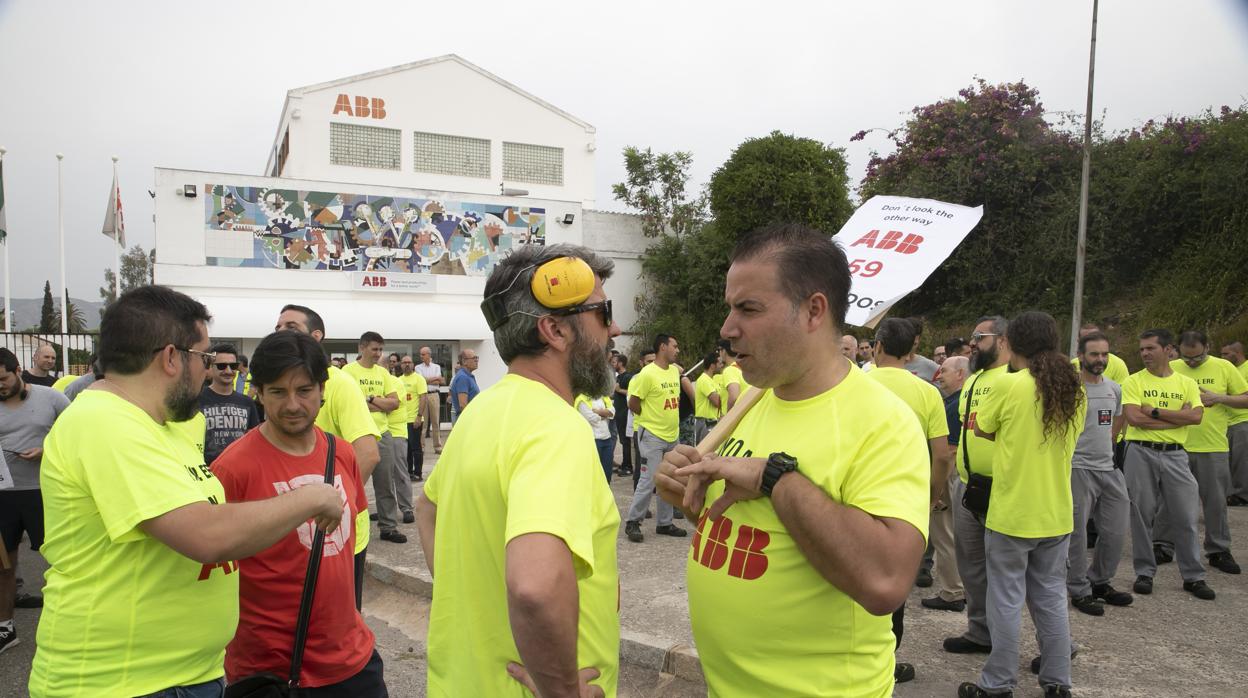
[582,209,647,357]
[277,58,597,207]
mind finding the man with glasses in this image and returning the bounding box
[31,287,345,697]
[199,343,260,465]
[944,316,1012,656]
[1152,331,1248,575]
[416,245,622,697]
[448,350,480,424]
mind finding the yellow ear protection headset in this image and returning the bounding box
[480,256,612,331]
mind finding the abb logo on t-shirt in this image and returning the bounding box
[691,512,770,581]
[273,474,352,556]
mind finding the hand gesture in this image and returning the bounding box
[299,482,345,535]
[506,662,604,698]
[656,445,699,513]
[1198,389,1220,407]
[675,455,767,520]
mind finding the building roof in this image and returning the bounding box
[288,54,594,132]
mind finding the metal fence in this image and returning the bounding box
[0,332,98,376]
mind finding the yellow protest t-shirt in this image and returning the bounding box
[341,361,396,433]
[974,370,1085,538]
[1168,357,1247,452]
[694,373,721,420]
[628,362,681,442]
[399,372,428,423]
[383,372,408,438]
[719,362,751,403]
[30,390,239,698]
[866,367,949,441]
[423,374,620,697]
[51,374,76,392]
[316,366,381,555]
[1232,361,1248,427]
[956,364,1010,482]
[687,369,929,698]
[1121,369,1202,445]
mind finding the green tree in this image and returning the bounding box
[611,147,706,238]
[709,130,854,241]
[39,280,56,333]
[99,244,156,307]
[54,290,87,333]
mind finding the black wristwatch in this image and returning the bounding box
[368,395,375,404]
[1151,407,1160,419]
[761,452,799,497]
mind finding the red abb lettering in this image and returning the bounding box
[895,233,923,254]
[727,525,770,580]
[697,514,733,571]
[850,229,923,254]
[198,560,237,581]
[333,93,353,116]
[354,96,371,118]
[371,97,387,119]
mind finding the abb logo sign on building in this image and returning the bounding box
[332,94,387,119]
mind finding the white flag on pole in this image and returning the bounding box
[832,195,983,328]
[102,171,126,247]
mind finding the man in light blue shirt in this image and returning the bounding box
[448,350,480,423]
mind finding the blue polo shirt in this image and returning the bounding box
[449,368,480,421]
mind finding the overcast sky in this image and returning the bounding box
[1,0,1245,300]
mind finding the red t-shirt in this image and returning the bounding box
[212,427,375,687]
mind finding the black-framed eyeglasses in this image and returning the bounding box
[213,362,240,371]
[152,346,216,369]
[1180,352,1207,367]
[549,300,613,328]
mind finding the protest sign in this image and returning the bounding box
[832,196,983,327]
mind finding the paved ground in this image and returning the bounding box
[4,438,1248,697]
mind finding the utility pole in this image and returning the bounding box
[1070,0,1099,356]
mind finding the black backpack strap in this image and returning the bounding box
[288,434,336,687]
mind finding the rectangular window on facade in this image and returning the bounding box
[502,141,564,186]
[330,122,401,170]
[413,132,491,178]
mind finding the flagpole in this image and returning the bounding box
[1,146,9,333]
[1069,0,1098,356]
[111,156,120,302]
[57,153,68,374]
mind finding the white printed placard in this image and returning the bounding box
[0,449,12,490]
[832,196,983,327]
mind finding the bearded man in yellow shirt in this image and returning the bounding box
[656,224,930,698]
[415,244,622,698]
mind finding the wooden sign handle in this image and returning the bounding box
[695,386,766,457]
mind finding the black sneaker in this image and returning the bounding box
[1228,494,1248,507]
[1030,646,1078,674]
[645,510,654,519]
[1091,582,1133,606]
[369,513,379,521]
[14,592,42,609]
[1043,685,1072,698]
[402,511,416,524]
[943,636,992,654]
[625,520,644,543]
[894,661,915,683]
[1071,594,1104,616]
[1183,579,1216,600]
[673,509,685,520]
[655,524,687,537]
[0,626,18,656]
[915,567,934,588]
[957,682,1011,697]
[379,529,408,544]
[1208,552,1242,575]
[921,596,966,612]
[1133,575,1153,595]
[1154,544,1173,564]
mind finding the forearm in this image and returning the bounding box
[628,396,641,415]
[374,396,401,412]
[507,542,581,697]
[1157,408,1201,426]
[771,473,923,615]
[145,489,325,564]
[415,494,436,577]
[726,385,740,411]
[353,435,380,482]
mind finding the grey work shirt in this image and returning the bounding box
[1072,378,1121,471]
[0,384,70,489]
[905,354,940,383]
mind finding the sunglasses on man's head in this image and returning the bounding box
[213,362,240,371]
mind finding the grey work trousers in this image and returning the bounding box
[979,531,1072,693]
[388,435,413,515]
[932,471,964,602]
[1229,422,1248,498]
[372,433,400,532]
[1123,444,1206,581]
[626,428,676,526]
[1068,467,1130,597]
[1154,450,1231,558]
[951,476,991,645]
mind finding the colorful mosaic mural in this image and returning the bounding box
[203,184,546,275]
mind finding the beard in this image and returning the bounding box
[568,324,616,398]
[1085,360,1106,376]
[970,343,998,373]
[165,361,201,422]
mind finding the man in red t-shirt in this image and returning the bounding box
[213,331,388,696]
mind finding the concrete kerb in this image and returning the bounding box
[366,558,705,685]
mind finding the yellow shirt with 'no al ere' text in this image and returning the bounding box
[956,364,1010,481]
[1121,369,1202,446]
[1169,357,1248,452]
[629,363,681,442]
[687,368,929,698]
[400,372,428,423]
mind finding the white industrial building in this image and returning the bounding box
[153,55,648,424]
